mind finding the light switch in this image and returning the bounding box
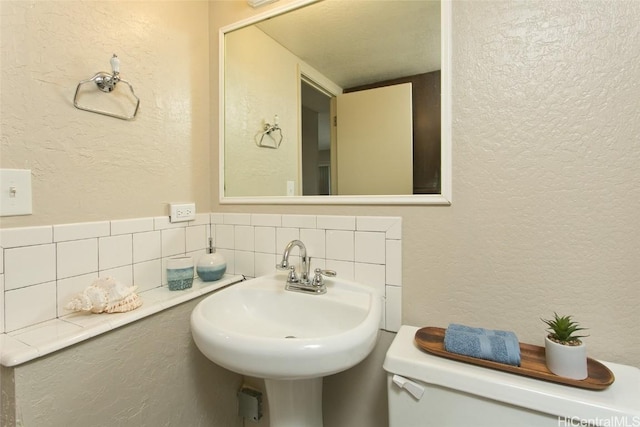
[0,169,33,216]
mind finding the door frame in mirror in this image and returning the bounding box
[219,0,451,205]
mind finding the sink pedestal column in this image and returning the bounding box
[264,378,323,427]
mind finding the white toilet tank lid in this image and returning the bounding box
[384,325,640,423]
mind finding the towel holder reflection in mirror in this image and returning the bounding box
[73,54,140,121]
[255,115,283,149]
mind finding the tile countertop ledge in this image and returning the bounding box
[0,275,245,367]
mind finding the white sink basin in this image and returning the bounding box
[190,271,382,380]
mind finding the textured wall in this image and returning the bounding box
[0,1,210,227]
[225,25,299,197]
[211,1,640,367]
[421,0,640,365]
[2,298,243,427]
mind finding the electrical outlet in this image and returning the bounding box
[170,203,196,223]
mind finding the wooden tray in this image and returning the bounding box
[414,327,615,390]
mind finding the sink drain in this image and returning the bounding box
[285,335,297,339]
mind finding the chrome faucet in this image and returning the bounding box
[276,240,335,294]
[276,240,311,283]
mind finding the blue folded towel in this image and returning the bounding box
[443,323,521,366]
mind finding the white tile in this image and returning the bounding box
[325,260,354,280]
[354,263,386,295]
[9,319,85,354]
[0,334,39,366]
[210,213,224,224]
[355,231,386,264]
[309,258,326,271]
[316,215,356,230]
[254,253,276,277]
[356,216,401,233]
[235,226,255,251]
[356,216,390,232]
[386,239,402,286]
[276,228,299,254]
[254,227,276,254]
[57,239,98,280]
[215,224,235,249]
[161,228,186,257]
[300,228,325,259]
[224,213,251,225]
[56,272,98,317]
[251,214,281,227]
[110,217,154,235]
[234,250,255,277]
[53,221,110,242]
[99,265,133,286]
[186,225,207,253]
[133,259,162,292]
[282,215,316,229]
[385,285,402,332]
[133,231,161,263]
[188,249,207,270]
[217,249,234,275]
[326,230,354,261]
[154,216,184,230]
[131,286,174,310]
[190,213,211,226]
[99,234,133,271]
[59,311,112,330]
[0,226,52,248]
[386,218,402,240]
[4,244,56,290]
[5,281,57,332]
[0,274,4,333]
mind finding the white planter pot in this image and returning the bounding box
[544,336,588,380]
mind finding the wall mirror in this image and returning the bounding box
[220,0,451,205]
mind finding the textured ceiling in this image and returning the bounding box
[255,0,441,89]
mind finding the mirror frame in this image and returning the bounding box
[219,0,452,205]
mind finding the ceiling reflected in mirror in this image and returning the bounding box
[255,1,440,88]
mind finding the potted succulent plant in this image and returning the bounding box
[542,313,589,380]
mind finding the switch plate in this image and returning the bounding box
[286,180,295,196]
[169,203,196,223]
[0,169,33,216]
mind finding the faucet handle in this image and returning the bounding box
[286,266,299,283]
[318,269,336,277]
[312,268,337,287]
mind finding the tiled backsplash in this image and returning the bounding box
[0,213,402,334]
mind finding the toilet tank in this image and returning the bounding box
[384,326,640,427]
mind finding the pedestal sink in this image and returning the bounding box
[190,271,382,427]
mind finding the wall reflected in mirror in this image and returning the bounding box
[222,0,446,201]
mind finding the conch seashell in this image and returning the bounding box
[65,276,142,314]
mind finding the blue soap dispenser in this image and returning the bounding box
[197,238,227,282]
